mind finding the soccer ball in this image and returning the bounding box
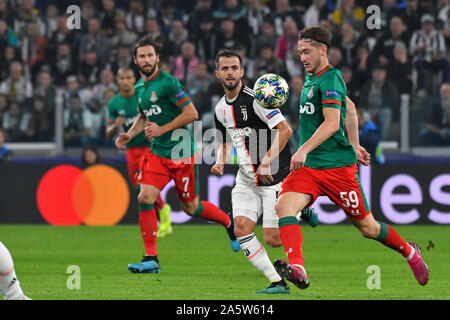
[253,73,289,109]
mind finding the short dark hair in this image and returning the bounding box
[133,35,162,57]
[298,26,331,48]
[215,49,242,69]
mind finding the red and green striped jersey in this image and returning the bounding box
[299,65,356,169]
[134,69,196,159]
[107,93,150,149]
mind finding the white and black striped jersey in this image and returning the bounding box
[214,85,291,187]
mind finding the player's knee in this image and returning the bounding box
[359,225,378,239]
[182,203,196,216]
[264,236,282,248]
[137,192,154,205]
[233,222,253,239]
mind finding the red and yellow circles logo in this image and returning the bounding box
[36,164,130,226]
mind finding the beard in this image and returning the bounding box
[138,63,157,77]
[221,78,240,91]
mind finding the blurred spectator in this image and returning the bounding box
[155,0,185,35]
[235,44,255,81]
[253,44,286,79]
[191,15,216,68]
[372,16,410,66]
[380,0,402,30]
[50,43,76,87]
[420,82,450,146]
[215,17,250,54]
[437,0,450,47]
[81,146,101,168]
[285,44,304,79]
[168,19,189,56]
[90,69,118,109]
[187,0,214,35]
[110,44,139,78]
[144,17,174,62]
[80,0,97,27]
[42,3,59,38]
[99,0,123,37]
[272,0,304,37]
[340,66,359,102]
[21,21,47,82]
[351,44,371,102]
[64,94,91,147]
[246,0,270,37]
[77,50,102,87]
[2,100,25,141]
[21,95,54,142]
[275,17,298,62]
[0,92,7,124]
[359,64,399,140]
[126,0,146,35]
[185,61,214,127]
[213,0,248,32]
[64,75,92,107]
[111,15,138,49]
[0,61,33,107]
[0,127,11,162]
[357,108,384,165]
[331,0,364,29]
[410,14,449,95]
[45,15,80,60]
[253,16,278,57]
[388,43,413,94]
[0,19,19,49]
[328,47,344,68]
[78,18,111,63]
[336,22,360,67]
[13,0,44,37]
[304,0,330,28]
[0,0,14,27]
[0,45,20,82]
[174,41,199,84]
[400,0,423,39]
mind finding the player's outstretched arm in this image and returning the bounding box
[345,96,370,166]
[116,113,146,150]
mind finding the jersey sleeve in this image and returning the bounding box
[106,99,117,126]
[167,77,192,109]
[320,74,345,110]
[252,100,286,129]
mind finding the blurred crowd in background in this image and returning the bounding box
[0,0,449,157]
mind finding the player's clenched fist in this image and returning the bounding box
[211,164,224,176]
[145,122,164,139]
[115,133,131,150]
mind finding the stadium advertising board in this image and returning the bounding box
[0,163,448,225]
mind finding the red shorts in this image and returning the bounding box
[125,146,149,187]
[136,151,200,203]
[279,164,371,220]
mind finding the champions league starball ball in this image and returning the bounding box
[253,73,290,109]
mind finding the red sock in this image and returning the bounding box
[377,222,412,258]
[279,217,304,267]
[194,201,231,227]
[139,207,158,256]
[155,194,165,211]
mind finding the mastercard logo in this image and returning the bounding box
[36,164,130,226]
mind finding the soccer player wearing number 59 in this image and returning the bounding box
[115,36,239,274]
[273,27,429,290]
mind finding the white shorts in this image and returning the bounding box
[231,180,281,229]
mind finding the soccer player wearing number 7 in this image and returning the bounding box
[115,36,240,274]
[273,27,429,289]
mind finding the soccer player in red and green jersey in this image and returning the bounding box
[115,35,239,273]
[273,26,429,289]
[106,68,172,238]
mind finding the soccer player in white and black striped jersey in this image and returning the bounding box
[211,49,318,294]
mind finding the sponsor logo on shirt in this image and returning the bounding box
[266,109,280,119]
[307,86,314,99]
[325,90,339,97]
[150,91,158,102]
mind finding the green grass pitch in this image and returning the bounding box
[0,224,449,300]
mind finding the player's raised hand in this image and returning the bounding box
[211,163,224,176]
[290,149,307,173]
[355,145,370,166]
[115,133,131,150]
[145,122,164,139]
[256,162,274,185]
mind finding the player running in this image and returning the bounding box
[106,68,173,238]
[0,241,29,300]
[115,36,240,274]
[211,49,318,295]
[273,26,429,290]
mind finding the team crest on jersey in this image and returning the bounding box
[150,91,158,103]
[240,105,248,121]
[307,86,314,99]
